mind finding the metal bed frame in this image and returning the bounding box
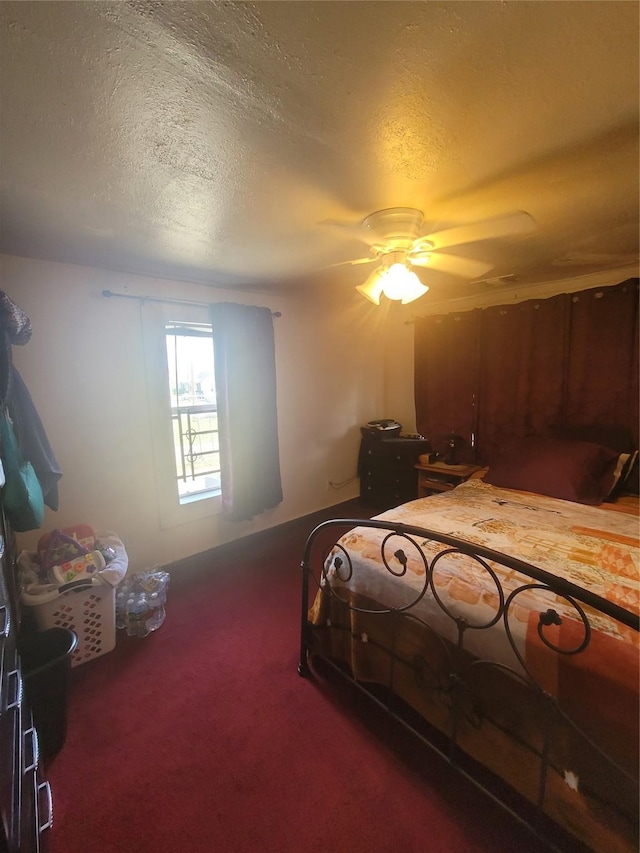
[298,517,639,852]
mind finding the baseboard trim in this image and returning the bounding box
[165,497,375,583]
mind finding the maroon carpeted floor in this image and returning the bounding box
[46,504,552,853]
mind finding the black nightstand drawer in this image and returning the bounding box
[361,439,430,465]
[359,436,430,508]
[362,481,417,508]
[360,468,415,489]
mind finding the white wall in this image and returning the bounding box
[0,254,386,571]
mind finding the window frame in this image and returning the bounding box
[165,321,221,504]
[142,301,222,530]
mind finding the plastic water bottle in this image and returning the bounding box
[125,593,150,638]
[146,592,166,633]
[124,595,136,637]
[115,590,127,630]
[136,594,150,638]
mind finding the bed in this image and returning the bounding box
[299,438,639,853]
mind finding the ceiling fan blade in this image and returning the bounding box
[424,211,537,251]
[476,273,519,285]
[319,219,380,247]
[410,253,494,279]
[324,256,378,269]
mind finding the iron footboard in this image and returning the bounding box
[298,517,639,853]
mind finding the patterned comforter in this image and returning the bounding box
[322,479,639,735]
[326,479,638,622]
[312,480,639,852]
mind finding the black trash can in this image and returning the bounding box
[18,627,78,761]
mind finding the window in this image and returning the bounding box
[165,322,220,504]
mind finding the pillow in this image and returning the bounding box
[551,424,639,496]
[613,450,639,496]
[484,437,625,505]
[605,450,637,500]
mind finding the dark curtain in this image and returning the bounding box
[414,279,639,466]
[476,294,567,465]
[210,302,283,521]
[414,311,480,462]
[565,281,639,439]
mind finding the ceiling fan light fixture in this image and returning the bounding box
[399,280,429,304]
[362,208,424,244]
[380,263,428,304]
[355,269,384,304]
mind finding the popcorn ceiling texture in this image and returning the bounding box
[0,1,638,299]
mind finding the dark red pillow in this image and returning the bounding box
[484,438,623,505]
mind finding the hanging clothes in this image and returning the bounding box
[0,291,62,511]
[8,368,62,511]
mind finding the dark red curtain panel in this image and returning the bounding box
[565,280,639,440]
[476,294,567,465]
[414,279,639,467]
[414,311,480,461]
[210,302,283,522]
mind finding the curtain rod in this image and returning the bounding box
[102,289,282,317]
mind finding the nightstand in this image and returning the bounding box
[359,436,431,509]
[415,461,482,497]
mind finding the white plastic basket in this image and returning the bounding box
[18,530,127,667]
[23,580,116,667]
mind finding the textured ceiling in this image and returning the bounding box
[1,1,638,303]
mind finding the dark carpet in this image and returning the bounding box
[46,501,551,853]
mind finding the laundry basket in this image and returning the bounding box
[19,531,127,667]
[22,579,116,666]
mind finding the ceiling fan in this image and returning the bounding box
[324,207,537,304]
